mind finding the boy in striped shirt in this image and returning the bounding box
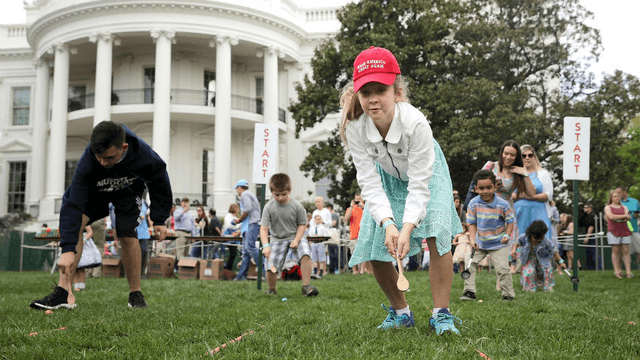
[461,169,516,301]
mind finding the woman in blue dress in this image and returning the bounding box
[513,145,554,242]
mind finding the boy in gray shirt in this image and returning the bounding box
[260,173,318,297]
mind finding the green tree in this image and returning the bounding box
[549,71,640,211]
[617,122,640,200]
[290,0,603,206]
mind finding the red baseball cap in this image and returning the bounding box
[352,47,401,92]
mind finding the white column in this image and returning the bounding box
[45,44,70,201]
[212,36,238,213]
[90,32,114,126]
[28,58,50,209]
[259,46,280,125]
[151,30,175,166]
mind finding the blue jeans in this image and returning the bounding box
[190,241,221,259]
[585,238,600,270]
[235,223,260,280]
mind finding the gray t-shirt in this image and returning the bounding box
[261,198,307,242]
[240,190,261,225]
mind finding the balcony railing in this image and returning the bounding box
[70,88,285,123]
[172,193,214,207]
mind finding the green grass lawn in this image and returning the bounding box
[1,269,638,359]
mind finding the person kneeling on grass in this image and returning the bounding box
[512,220,567,292]
[30,121,172,311]
[261,173,318,297]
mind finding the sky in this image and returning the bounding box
[1,0,638,82]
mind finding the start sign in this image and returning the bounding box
[252,124,278,184]
[563,117,590,181]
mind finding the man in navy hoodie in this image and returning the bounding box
[30,121,172,310]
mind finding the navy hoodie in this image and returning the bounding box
[59,125,173,253]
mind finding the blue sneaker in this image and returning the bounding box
[430,308,461,335]
[377,304,415,329]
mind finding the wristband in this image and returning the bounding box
[261,243,270,249]
[502,234,510,240]
[558,259,565,264]
[382,219,396,231]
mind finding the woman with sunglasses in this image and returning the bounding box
[512,145,554,242]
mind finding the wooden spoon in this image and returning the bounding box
[395,254,410,292]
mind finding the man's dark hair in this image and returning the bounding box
[269,173,292,192]
[526,220,548,240]
[209,208,216,217]
[472,169,496,185]
[90,121,126,155]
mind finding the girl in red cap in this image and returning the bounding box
[340,47,463,335]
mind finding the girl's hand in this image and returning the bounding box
[384,225,400,258]
[396,230,411,260]
[510,166,528,177]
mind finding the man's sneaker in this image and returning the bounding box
[430,308,462,335]
[30,286,77,310]
[502,295,514,301]
[377,304,415,329]
[310,274,321,280]
[302,284,319,297]
[263,289,277,295]
[460,291,477,301]
[128,291,148,308]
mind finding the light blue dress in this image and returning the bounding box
[349,140,462,266]
[513,172,553,242]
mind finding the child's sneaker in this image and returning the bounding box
[263,289,277,295]
[301,284,319,297]
[459,291,477,301]
[377,304,415,329]
[128,291,148,308]
[30,286,77,310]
[429,308,462,335]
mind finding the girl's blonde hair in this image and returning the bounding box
[608,189,621,205]
[520,144,542,171]
[339,75,409,146]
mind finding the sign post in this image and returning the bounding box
[252,124,278,290]
[563,117,590,291]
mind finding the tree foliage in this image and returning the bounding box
[289,0,639,212]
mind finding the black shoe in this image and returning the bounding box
[459,291,477,301]
[302,284,319,297]
[30,286,77,310]
[502,296,514,301]
[128,291,148,308]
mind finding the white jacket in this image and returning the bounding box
[345,102,434,227]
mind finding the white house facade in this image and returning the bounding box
[0,0,348,226]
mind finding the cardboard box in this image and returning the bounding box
[177,258,200,280]
[102,257,123,278]
[246,262,258,280]
[199,259,224,280]
[148,256,175,278]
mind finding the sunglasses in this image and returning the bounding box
[522,153,535,158]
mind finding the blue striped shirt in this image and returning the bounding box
[174,207,196,236]
[467,195,515,250]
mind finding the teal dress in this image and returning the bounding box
[349,140,462,266]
